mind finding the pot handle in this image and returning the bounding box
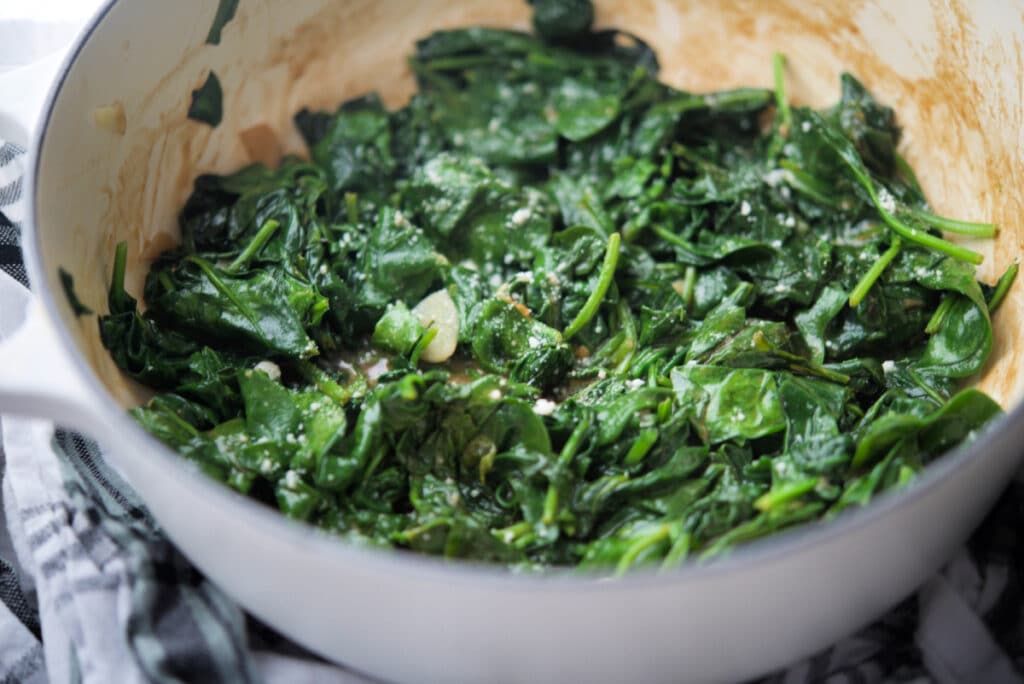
[0,271,109,437]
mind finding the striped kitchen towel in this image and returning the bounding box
[0,139,27,286]
[0,137,1022,683]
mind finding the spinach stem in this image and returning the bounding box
[772,52,791,132]
[680,266,696,312]
[563,232,621,341]
[987,262,1019,314]
[907,208,997,238]
[615,524,670,577]
[228,219,280,273]
[661,529,691,571]
[409,326,439,366]
[831,143,984,264]
[754,477,817,512]
[925,295,954,335]
[109,241,131,312]
[849,237,902,307]
[543,414,593,525]
[295,360,351,405]
[882,212,982,264]
[345,192,359,224]
[624,428,659,466]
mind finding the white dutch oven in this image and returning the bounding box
[1,2,1023,682]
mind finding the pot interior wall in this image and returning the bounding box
[33,0,1024,411]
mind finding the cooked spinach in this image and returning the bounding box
[188,71,223,127]
[206,0,239,45]
[101,0,1012,572]
[59,267,92,316]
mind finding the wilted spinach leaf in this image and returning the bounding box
[206,0,239,45]
[188,71,223,127]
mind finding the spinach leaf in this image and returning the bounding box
[206,0,239,45]
[59,268,93,316]
[188,71,223,127]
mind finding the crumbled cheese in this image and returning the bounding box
[763,169,788,187]
[284,470,300,488]
[773,283,788,293]
[740,201,752,216]
[877,187,897,214]
[488,389,503,401]
[882,360,896,374]
[626,378,645,390]
[319,264,329,275]
[260,458,274,474]
[515,271,534,284]
[533,398,557,416]
[800,120,812,133]
[511,207,532,225]
[254,361,281,380]
[309,402,321,412]
[597,369,608,380]
[394,210,410,227]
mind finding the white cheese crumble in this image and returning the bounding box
[254,360,281,381]
[626,378,645,390]
[877,187,897,214]
[511,207,532,225]
[740,201,751,216]
[882,360,896,374]
[533,398,557,416]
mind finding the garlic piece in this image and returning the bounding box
[412,289,459,363]
[93,101,126,135]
